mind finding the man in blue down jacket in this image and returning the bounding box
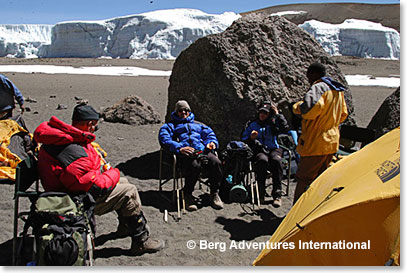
[159,100,224,211]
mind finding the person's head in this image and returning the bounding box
[174,100,191,119]
[71,104,100,133]
[306,62,326,84]
[257,101,272,121]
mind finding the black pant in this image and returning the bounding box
[180,152,222,195]
[254,148,283,199]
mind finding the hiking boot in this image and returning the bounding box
[116,217,131,238]
[210,192,224,210]
[184,194,198,211]
[272,197,282,208]
[130,237,165,256]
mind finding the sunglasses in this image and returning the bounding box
[177,109,190,113]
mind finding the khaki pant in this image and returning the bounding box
[293,154,333,204]
[94,177,142,217]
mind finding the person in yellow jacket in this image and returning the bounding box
[292,63,348,203]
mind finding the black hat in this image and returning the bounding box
[72,104,100,121]
[258,102,271,113]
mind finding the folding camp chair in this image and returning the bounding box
[159,145,222,220]
[158,147,185,220]
[277,133,298,197]
[243,162,261,208]
[12,154,41,265]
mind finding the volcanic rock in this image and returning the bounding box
[102,95,161,125]
[367,87,400,138]
[167,15,355,147]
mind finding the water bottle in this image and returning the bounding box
[226,174,233,184]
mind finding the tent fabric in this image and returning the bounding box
[0,119,28,180]
[253,128,400,266]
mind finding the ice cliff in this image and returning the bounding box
[0,10,400,60]
[40,9,240,59]
[299,19,400,59]
[0,24,52,58]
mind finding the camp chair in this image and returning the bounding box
[276,133,298,197]
[238,161,261,208]
[158,147,185,220]
[337,125,377,157]
[159,146,220,219]
[12,154,41,265]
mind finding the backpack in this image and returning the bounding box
[220,141,253,203]
[28,192,95,266]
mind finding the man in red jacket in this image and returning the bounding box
[34,103,164,255]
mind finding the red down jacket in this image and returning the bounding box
[34,116,120,197]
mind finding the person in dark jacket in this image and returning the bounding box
[34,103,164,255]
[159,100,224,211]
[0,74,25,120]
[242,101,298,207]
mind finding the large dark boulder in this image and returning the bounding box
[167,15,355,147]
[102,95,161,125]
[367,87,400,138]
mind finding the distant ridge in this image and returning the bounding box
[241,3,399,32]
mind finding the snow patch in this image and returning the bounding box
[0,65,171,77]
[345,74,400,88]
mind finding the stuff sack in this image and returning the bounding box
[30,192,95,266]
[0,116,36,181]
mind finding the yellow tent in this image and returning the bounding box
[253,128,400,266]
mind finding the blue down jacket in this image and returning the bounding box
[159,112,219,154]
[241,114,298,150]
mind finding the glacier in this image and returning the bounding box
[0,24,52,58]
[39,9,240,59]
[0,9,400,60]
[299,19,400,59]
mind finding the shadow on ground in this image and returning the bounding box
[0,239,13,266]
[117,150,175,180]
[215,209,284,241]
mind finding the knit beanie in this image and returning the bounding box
[72,104,100,121]
[174,100,191,112]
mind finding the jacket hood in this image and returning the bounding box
[170,111,195,124]
[320,77,346,91]
[34,116,96,146]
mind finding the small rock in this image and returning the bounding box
[74,96,83,100]
[56,104,68,110]
[117,137,124,141]
[25,107,32,112]
[33,111,39,114]
[76,99,88,105]
[25,97,37,103]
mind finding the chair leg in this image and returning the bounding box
[12,196,19,266]
[176,188,181,220]
[181,187,186,215]
[159,149,163,192]
[255,182,260,207]
[250,174,255,207]
[285,152,292,197]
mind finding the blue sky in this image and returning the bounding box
[1,0,400,25]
